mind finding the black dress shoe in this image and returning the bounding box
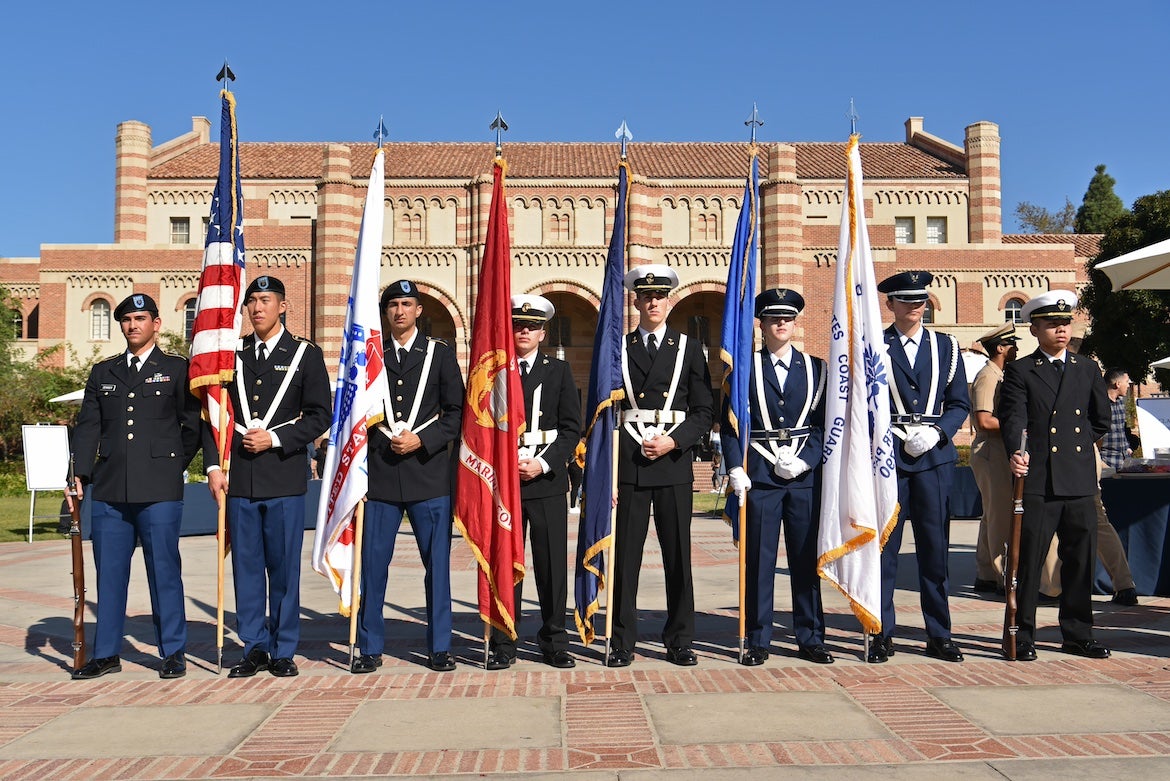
[228,647,270,678]
[866,635,889,664]
[159,651,187,679]
[269,657,299,677]
[1007,641,1037,662]
[740,647,769,666]
[541,650,576,669]
[925,637,964,663]
[72,655,121,680]
[1061,639,1110,659]
[428,651,456,672]
[973,578,1000,593]
[607,649,632,668]
[665,646,698,666]
[1112,587,1139,606]
[798,645,835,665]
[350,654,382,674]
[485,650,516,671]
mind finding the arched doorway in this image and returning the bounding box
[667,290,726,408]
[543,291,598,414]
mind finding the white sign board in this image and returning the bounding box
[1137,398,1170,457]
[21,424,71,491]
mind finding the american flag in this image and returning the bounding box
[189,90,247,464]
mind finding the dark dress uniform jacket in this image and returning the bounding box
[999,349,1110,497]
[368,336,464,503]
[883,326,970,472]
[720,347,825,490]
[521,353,582,500]
[202,330,332,499]
[618,327,714,487]
[73,350,202,503]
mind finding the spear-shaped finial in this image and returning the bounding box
[216,60,235,88]
[847,98,860,135]
[490,111,509,156]
[615,120,633,160]
[373,116,389,149]
[745,103,764,145]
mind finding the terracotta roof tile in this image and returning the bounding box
[150,141,967,181]
[1003,233,1102,258]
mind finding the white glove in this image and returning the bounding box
[904,427,942,457]
[774,456,812,481]
[728,467,752,502]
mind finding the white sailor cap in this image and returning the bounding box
[1020,290,1077,322]
[511,294,554,325]
[623,264,679,293]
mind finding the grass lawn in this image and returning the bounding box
[0,492,71,543]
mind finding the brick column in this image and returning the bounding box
[760,142,803,291]
[465,171,494,350]
[312,143,358,366]
[965,121,1002,244]
[114,121,151,244]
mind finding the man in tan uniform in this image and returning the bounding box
[970,323,1018,593]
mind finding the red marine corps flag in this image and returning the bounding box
[454,137,527,643]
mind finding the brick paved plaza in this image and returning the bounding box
[1,511,1169,779]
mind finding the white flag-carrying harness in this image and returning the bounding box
[311,149,393,614]
[816,135,900,635]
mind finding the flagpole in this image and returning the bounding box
[603,436,619,662]
[215,384,228,675]
[348,500,364,667]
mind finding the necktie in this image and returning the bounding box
[520,360,529,378]
[257,343,268,363]
[130,355,141,374]
[398,347,407,365]
[1053,358,1064,374]
[647,334,659,360]
[903,337,918,366]
[776,359,789,387]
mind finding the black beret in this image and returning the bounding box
[114,293,159,320]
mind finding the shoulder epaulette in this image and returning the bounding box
[291,334,318,347]
[426,336,449,347]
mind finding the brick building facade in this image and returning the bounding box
[0,114,1097,402]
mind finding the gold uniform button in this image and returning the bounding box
[638,392,645,399]
[127,419,134,426]
[155,390,161,396]
[663,392,669,398]
[127,406,134,412]
[1076,446,1082,452]
[396,411,403,418]
[170,452,176,457]
[1051,427,1057,434]
[253,395,260,401]
[397,379,403,386]
[1075,409,1082,415]
[1051,446,1058,452]
[127,433,134,440]
[256,379,263,385]
[396,396,403,401]
[1075,427,1081,433]
[128,392,136,399]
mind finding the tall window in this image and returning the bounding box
[926,216,947,245]
[9,308,22,339]
[895,217,915,244]
[184,298,198,342]
[922,300,935,324]
[91,299,111,340]
[170,217,191,245]
[400,212,423,243]
[697,213,719,243]
[1004,297,1025,324]
[550,213,571,243]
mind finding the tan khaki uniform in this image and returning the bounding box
[970,362,1012,582]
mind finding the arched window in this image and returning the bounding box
[184,298,198,342]
[91,299,111,341]
[697,213,719,243]
[549,213,571,243]
[1004,297,1025,324]
[400,212,423,243]
[922,300,935,325]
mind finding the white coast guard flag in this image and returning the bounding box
[816,134,899,634]
[311,148,392,615]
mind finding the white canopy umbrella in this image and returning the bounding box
[48,389,85,404]
[1152,355,1170,371]
[1096,238,1170,291]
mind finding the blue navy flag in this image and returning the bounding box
[573,161,628,645]
[719,150,761,539]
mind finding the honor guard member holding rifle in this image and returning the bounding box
[351,281,465,674]
[970,322,1020,594]
[609,265,713,668]
[486,295,583,670]
[204,275,331,678]
[721,289,833,666]
[69,293,202,679]
[873,271,971,664]
[999,290,1112,661]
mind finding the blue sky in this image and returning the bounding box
[1,1,1165,257]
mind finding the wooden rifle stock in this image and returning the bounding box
[1002,432,1027,660]
[67,457,86,672]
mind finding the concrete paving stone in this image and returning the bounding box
[0,703,274,759]
[989,756,1170,779]
[931,684,1170,735]
[645,691,894,744]
[332,697,563,753]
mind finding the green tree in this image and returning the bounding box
[1014,198,1076,234]
[1080,190,1170,389]
[1075,164,1127,234]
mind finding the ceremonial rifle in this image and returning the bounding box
[66,455,86,672]
[1002,431,1027,660]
